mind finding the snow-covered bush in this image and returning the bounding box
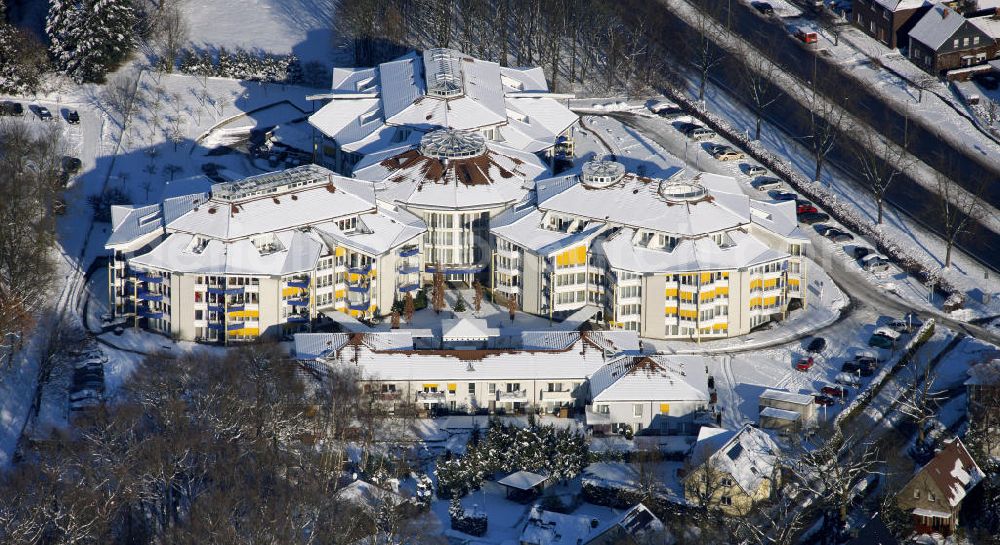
[175,47,304,84]
[435,421,588,498]
[449,497,487,536]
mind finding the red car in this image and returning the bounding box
[797,204,818,214]
[795,357,814,371]
[821,385,848,398]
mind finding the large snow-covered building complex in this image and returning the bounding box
[352,128,548,281]
[105,165,425,343]
[308,48,578,175]
[295,329,713,430]
[490,161,810,340]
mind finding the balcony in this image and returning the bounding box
[348,263,373,275]
[348,285,370,294]
[138,310,163,319]
[227,304,245,313]
[378,391,402,401]
[136,290,163,302]
[399,283,419,293]
[540,390,573,401]
[425,263,484,275]
[498,389,528,402]
[286,297,310,307]
[286,314,309,323]
[135,273,163,284]
[348,300,371,311]
[208,286,244,296]
[286,279,309,289]
[207,304,224,313]
[399,246,419,258]
[398,265,420,275]
[416,391,446,403]
[226,322,245,331]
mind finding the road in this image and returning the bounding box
[613,111,1000,347]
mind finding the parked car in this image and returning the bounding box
[873,326,902,340]
[709,143,728,155]
[868,333,895,349]
[852,246,872,260]
[797,203,818,214]
[841,360,861,373]
[798,212,829,224]
[813,394,836,406]
[33,105,53,121]
[743,164,767,177]
[861,254,891,273]
[62,156,82,174]
[835,372,862,387]
[770,190,797,201]
[807,337,827,353]
[887,319,911,333]
[658,106,686,118]
[796,357,814,371]
[686,126,716,141]
[752,177,783,191]
[0,101,24,116]
[821,385,848,398]
[794,28,818,44]
[751,1,775,15]
[713,147,745,161]
[65,109,80,124]
[824,228,854,243]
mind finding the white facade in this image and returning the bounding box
[105,165,425,343]
[490,161,811,340]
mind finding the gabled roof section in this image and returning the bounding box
[908,438,983,508]
[590,355,709,403]
[688,424,779,496]
[910,4,968,49]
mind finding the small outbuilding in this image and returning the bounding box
[498,470,549,502]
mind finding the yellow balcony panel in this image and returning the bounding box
[665,288,678,297]
[282,287,303,297]
[335,247,346,257]
[700,273,711,284]
[665,307,678,315]
[659,403,670,414]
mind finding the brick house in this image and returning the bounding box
[908,4,1000,75]
[895,438,984,537]
[853,0,932,50]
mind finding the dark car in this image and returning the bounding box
[852,246,872,260]
[752,1,775,15]
[807,337,827,353]
[975,72,1000,90]
[868,333,895,349]
[63,156,82,174]
[841,361,861,373]
[33,105,53,121]
[658,106,685,118]
[65,109,80,124]
[813,394,836,406]
[821,385,848,398]
[798,212,830,224]
[824,228,854,243]
[770,190,797,201]
[0,101,24,116]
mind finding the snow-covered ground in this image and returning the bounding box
[183,0,347,69]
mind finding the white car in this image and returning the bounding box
[751,177,783,191]
[687,127,716,141]
[744,164,767,176]
[872,326,902,340]
[835,372,862,387]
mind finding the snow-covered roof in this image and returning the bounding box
[965,358,1000,386]
[589,355,710,403]
[874,0,930,12]
[971,14,1000,39]
[909,4,968,49]
[294,330,637,381]
[688,424,780,496]
[108,165,423,275]
[498,470,548,490]
[494,163,805,273]
[759,407,801,421]
[520,507,595,545]
[351,130,548,211]
[310,48,577,154]
[908,438,983,508]
[441,317,499,341]
[759,389,814,407]
[601,503,665,543]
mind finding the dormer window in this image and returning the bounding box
[252,233,285,255]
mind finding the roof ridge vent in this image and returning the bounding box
[581,160,626,189]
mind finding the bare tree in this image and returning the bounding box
[805,93,846,184]
[102,72,145,137]
[914,74,938,103]
[853,129,911,224]
[932,169,988,268]
[153,0,189,72]
[735,42,782,140]
[897,364,946,450]
[686,8,725,103]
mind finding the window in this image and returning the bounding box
[488,383,496,394]
[633,403,644,417]
[381,384,396,393]
[596,404,609,414]
[468,383,476,394]
[928,492,936,503]
[974,36,981,45]
[721,478,733,487]
[914,489,921,499]
[720,496,733,506]
[963,37,970,47]
[954,38,959,48]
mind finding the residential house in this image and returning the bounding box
[683,424,781,516]
[585,355,712,435]
[584,503,665,545]
[853,0,932,50]
[965,358,1000,457]
[896,438,984,536]
[908,3,1000,75]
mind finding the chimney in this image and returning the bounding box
[943,7,949,18]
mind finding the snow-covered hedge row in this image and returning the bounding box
[176,48,303,84]
[834,319,935,428]
[658,90,958,298]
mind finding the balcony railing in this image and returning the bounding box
[498,389,528,402]
[348,285,369,294]
[286,314,309,323]
[348,300,371,311]
[135,273,163,284]
[398,265,420,274]
[286,297,310,307]
[136,290,163,302]
[416,391,446,402]
[208,286,244,296]
[425,263,484,275]
[348,263,373,275]
[399,247,419,258]
[286,279,310,289]
[399,283,419,293]
[227,322,245,331]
